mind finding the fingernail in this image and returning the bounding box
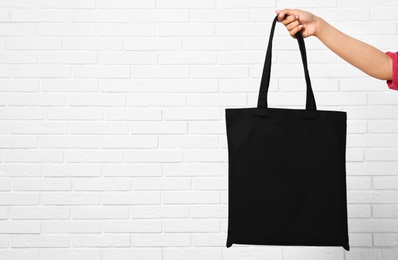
[295,15,299,19]
[299,24,303,29]
[280,12,284,17]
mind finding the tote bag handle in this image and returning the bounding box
[257,15,317,111]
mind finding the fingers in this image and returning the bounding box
[288,24,303,38]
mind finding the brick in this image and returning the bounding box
[373,205,398,218]
[223,247,283,260]
[0,79,39,92]
[0,136,37,148]
[128,93,186,106]
[132,177,190,190]
[72,10,130,23]
[373,234,398,246]
[41,249,100,260]
[71,235,130,247]
[349,233,372,247]
[192,10,248,22]
[4,38,61,50]
[219,79,266,93]
[159,135,218,149]
[371,8,398,20]
[184,37,241,51]
[39,136,98,149]
[11,235,69,247]
[44,164,101,177]
[102,192,161,205]
[38,0,95,8]
[184,149,227,163]
[347,204,371,218]
[125,150,182,163]
[68,93,126,106]
[188,93,246,107]
[0,164,41,177]
[0,51,37,64]
[369,120,398,133]
[159,79,218,93]
[100,136,157,149]
[12,65,70,78]
[159,51,216,65]
[125,38,181,51]
[190,205,227,218]
[157,24,213,37]
[349,219,398,232]
[68,122,129,134]
[10,206,70,220]
[347,134,398,147]
[103,220,161,233]
[12,10,70,22]
[39,51,97,64]
[346,248,398,260]
[41,79,98,92]
[65,150,124,163]
[97,24,155,36]
[4,150,63,163]
[163,107,221,120]
[7,94,66,106]
[41,193,100,205]
[98,0,155,8]
[131,234,190,247]
[13,178,71,191]
[163,191,220,204]
[0,221,40,233]
[63,38,122,51]
[38,24,96,36]
[102,164,161,177]
[0,24,35,36]
[132,10,189,23]
[216,23,267,36]
[192,177,227,190]
[283,247,343,260]
[365,148,398,161]
[131,205,189,219]
[348,190,398,203]
[131,122,187,134]
[157,0,215,8]
[0,250,39,260]
[100,79,158,93]
[73,65,130,78]
[191,233,226,246]
[99,51,156,65]
[162,163,224,176]
[132,65,189,79]
[163,248,222,260]
[73,178,131,191]
[340,78,386,91]
[102,249,161,260]
[374,176,398,189]
[72,206,129,219]
[0,0,35,8]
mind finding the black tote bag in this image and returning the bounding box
[225,15,350,251]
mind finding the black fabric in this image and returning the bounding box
[225,15,350,251]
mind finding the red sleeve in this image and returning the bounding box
[386,51,398,90]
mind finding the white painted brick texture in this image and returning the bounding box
[0,0,397,259]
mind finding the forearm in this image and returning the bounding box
[315,17,392,81]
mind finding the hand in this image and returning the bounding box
[275,9,321,38]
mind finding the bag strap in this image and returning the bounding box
[257,15,317,111]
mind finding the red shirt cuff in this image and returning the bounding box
[386,51,398,90]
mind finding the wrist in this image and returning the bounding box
[313,16,326,38]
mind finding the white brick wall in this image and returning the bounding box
[0,0,397,259]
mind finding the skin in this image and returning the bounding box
[275,9,393,81]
